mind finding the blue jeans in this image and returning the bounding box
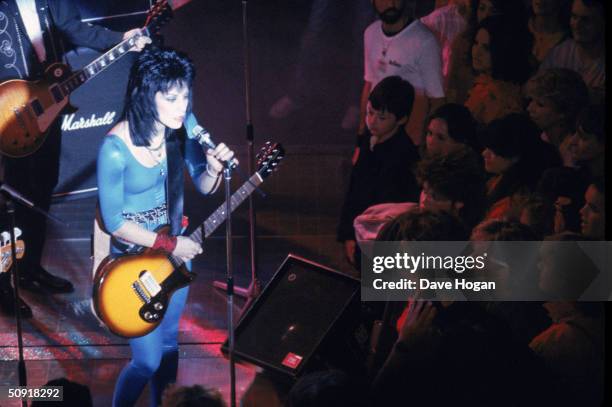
[111,207,191,407]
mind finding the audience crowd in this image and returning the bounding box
[332,0,605,406]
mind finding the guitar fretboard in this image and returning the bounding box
[192,173,263,243]
[168,172,264,267]
[59,29,149,97]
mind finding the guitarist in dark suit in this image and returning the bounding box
[0,0,149,318]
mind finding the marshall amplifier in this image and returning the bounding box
[54,1,151,198]
[222,254,366,379]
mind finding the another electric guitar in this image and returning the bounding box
[0,0,172,158]
[0,228,26,273]
[93,142,285,338]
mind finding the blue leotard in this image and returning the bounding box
[97,133,208,234]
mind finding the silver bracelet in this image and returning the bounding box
[206,164,221,178]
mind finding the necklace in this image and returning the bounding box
[381,18,411,58]
[379,35,396,73]
[148,138,166,151]
[381,36,394,58]
[145,146,166,176]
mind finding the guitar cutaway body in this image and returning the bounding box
[93,249,194,338]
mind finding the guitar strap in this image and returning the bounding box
[39,0,60,63]
[165,127,186,237]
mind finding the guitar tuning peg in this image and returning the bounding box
[14,228,22,239]
[1,232,9,245]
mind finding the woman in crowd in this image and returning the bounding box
[464,15,533,125]
[481,114,558,220]
[525,68,589,165]
[528,0,571,64]
[568,104,605,179]
[424,103,480,156]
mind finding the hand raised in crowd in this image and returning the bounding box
[173,236,202,261]
[397,299,438,348]
[123,28,152,52]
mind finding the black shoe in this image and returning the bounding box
[0,283,33,319]
[19,266,74,294]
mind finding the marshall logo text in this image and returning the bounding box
[62,111,116,132]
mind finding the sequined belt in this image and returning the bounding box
[122,204,168,225]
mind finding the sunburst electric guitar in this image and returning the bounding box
[93,142,285,338]
[0,228,26,273]
[0,0,172,158]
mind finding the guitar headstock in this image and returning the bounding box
[256,142,285,179]
[143,0,173,35]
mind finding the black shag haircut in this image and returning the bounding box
[474,15,533,84]
[368,75,415,121]
[123,46,195,146]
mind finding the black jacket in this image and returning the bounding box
[337,127,420,242]
[0,0,122,81]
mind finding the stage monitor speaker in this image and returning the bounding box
[222,254,365,378]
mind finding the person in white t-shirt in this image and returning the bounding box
[358,0,446,147]
[420,0,471,88]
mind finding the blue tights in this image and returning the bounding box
[112,285,189,407]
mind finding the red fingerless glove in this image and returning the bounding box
[152,233,177,253]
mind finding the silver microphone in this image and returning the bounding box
[191,125,238,168]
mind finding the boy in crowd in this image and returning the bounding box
[338,76,420,266]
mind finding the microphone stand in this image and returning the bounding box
[1,183,66,407]
[5,200,27,407]
[222,163,237,407]
[212,0,261,314]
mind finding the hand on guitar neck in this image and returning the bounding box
[122,29,152,52]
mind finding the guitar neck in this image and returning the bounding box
[59,28,150,96]
[188,173,263,245]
